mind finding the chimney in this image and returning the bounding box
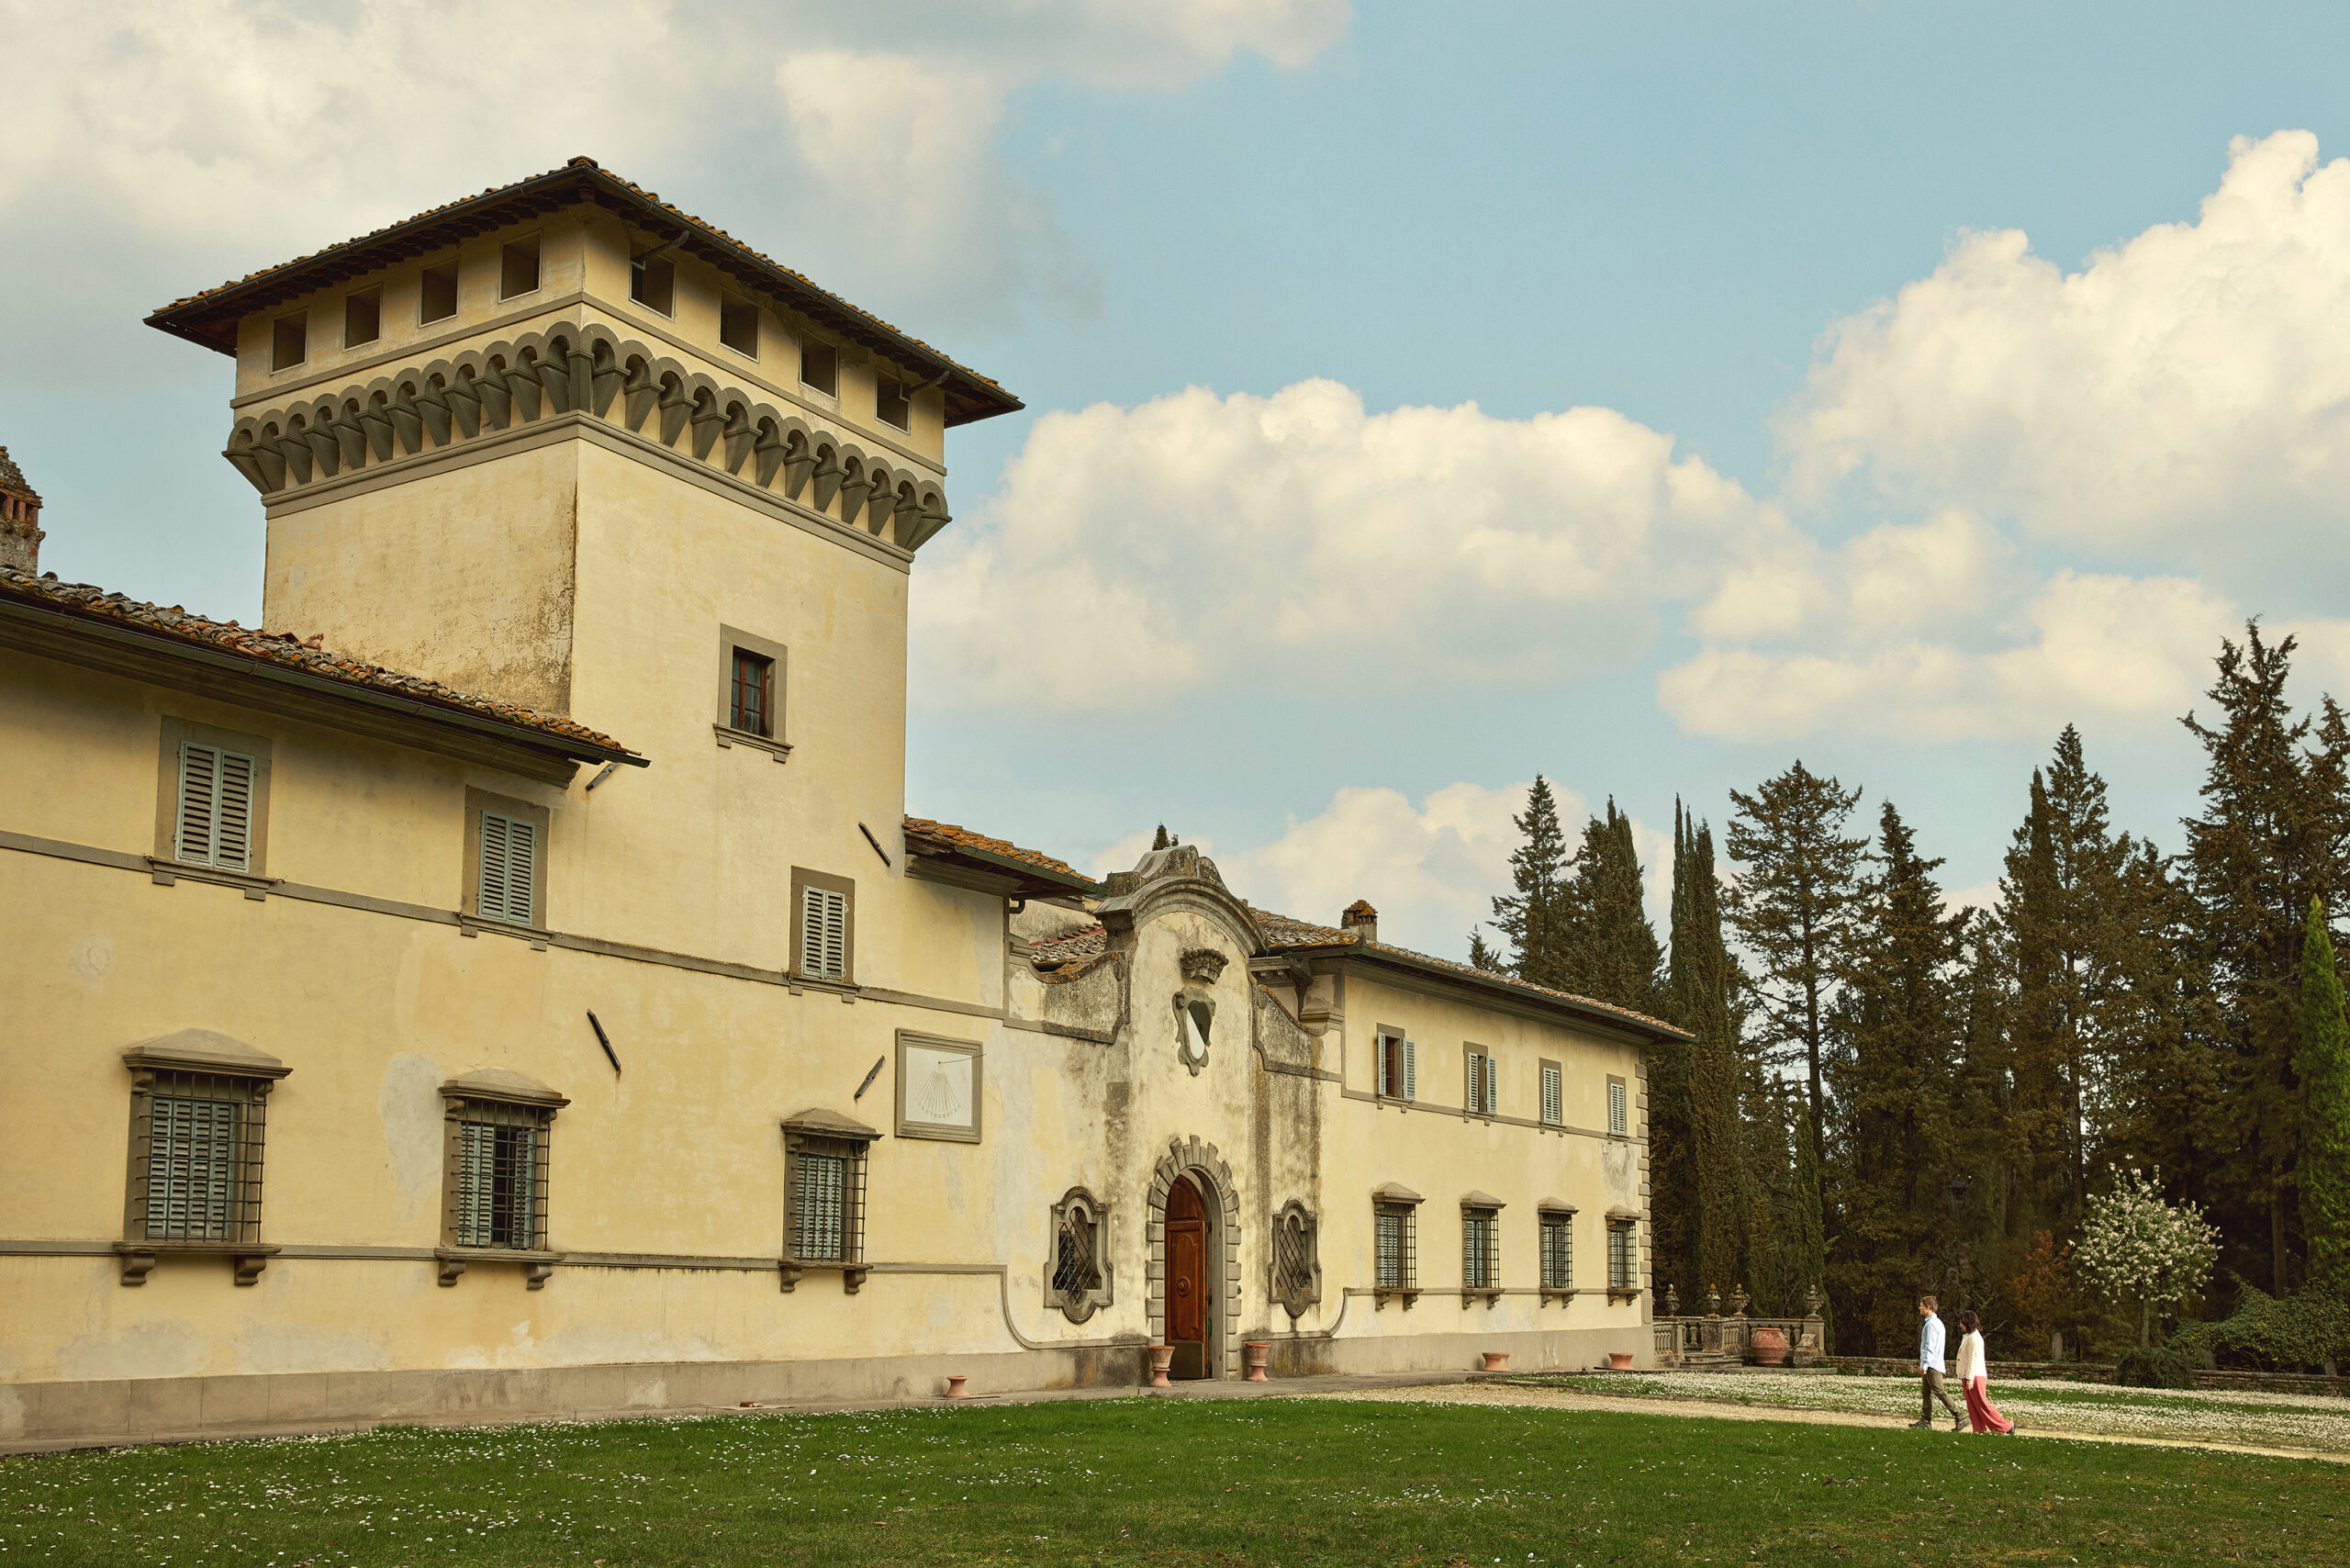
[1341,899,1379,944]
[0,446,43,575]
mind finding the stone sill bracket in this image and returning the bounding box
[713,723,792,763]
[1460,1288,1503,1309]
[778,1260,869,1294]
[435,1247,562,1289]
[116,1240,281,1286]
[1373,1288,1417,1312]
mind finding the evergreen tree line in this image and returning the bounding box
[1473,625,2350,1359]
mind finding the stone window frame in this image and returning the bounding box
[1270,1199,1322,1319]
[1538,1201,1577,1301]
[1607,1074,1629,1138]
[1046,1186,1113,1323]
[434,1067,568,1289]
[1372,1025,1416,1103]
[1371,1181,1421,1307]
[780,1107,878,1294]
[895,1030,982,1143]
[151,717,277,895]
[1459,1190,1505,1303]
[117,1030,290,1287]
[789,867,856,984]
[713,624,792,761]
[460,787,552,938]
[1462,1044,1498,1118]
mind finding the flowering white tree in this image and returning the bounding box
[2076,1167,2222,1347]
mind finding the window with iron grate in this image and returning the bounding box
[444,1098,553,1251]
[1607,1218,1638,1293]
[1460,1206,1500,1290]
[1539,1208,1574,1292]
[1270,1201,1321,1317]
[130,1070,271,1244]
[789,1136,867,1265]
[1374,1203,1416,1294]
[1046,1188,1111,1321]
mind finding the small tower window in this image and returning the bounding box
[500,239,541,300]
[343,288,381,349]
[729,648,775,737]
[420,263,459,324]
[876,377,911,430]
[631,254,675,315]
[720,300,760,357]
[800,341,837,396]
[271,314,308,372]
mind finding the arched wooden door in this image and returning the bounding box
[1165,1175,1211,1379]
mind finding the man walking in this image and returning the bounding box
[1911,1294,1964,1431]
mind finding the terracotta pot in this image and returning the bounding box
[945,1374,968,1400]
[1607,1350,1636,1371]
[1148,1345,1175,1389]
[1749,1326,1790,1367]
[1480,1351,1511,1372]
[1244,1342,1271,1383]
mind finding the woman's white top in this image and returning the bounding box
[1954,1330,1987,1382]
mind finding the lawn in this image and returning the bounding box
[4,1394,2344,1567]
[1514,1371,2350,1454]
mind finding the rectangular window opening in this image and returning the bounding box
[1540,1215,1573,1290]
[630,254,675,314]
[789,1135,867,1264]
[800,341,837,396]
[343,288,381,349]
[271,314,308,372]
[174,742,257,870]
[1540,1062,1563,1126]
[877,377,911,430]
[420,262,459,324]
[1461,1208,1499,1290]
[1374,1204,1416,1292]
[500,239,541,300]
[720,300,759,357]
[1608,1078,1628,1137]
[729,648,775,737]
[1607,1219,1638,1292]
[453,1106,544,1249]
[800,883,849,980]
[140,1074,263,1243]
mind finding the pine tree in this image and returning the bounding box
[1561,800,1665,1014]
[1828,801,1963,1354]
[2181,623,2350,1293]
[2300,896,2350,1296]
[1492,777,1572,989]
[1727,762,1870,1167]
[1466,928,1503,972]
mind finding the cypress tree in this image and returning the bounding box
[2181,623,2350,1293]
[1727,762,1870,1168]
[2300,896,2350,1296]
[1669,803,1747,1305]
[1466,928,1504,972]
[1492,777,1572,989]
[1791,1092,1830,1349]
[1562,800,1664,1014]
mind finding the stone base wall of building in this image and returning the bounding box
[0,1326,1648,1453]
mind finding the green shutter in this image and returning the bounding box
[175,743,257,869]
[478,812,537,924]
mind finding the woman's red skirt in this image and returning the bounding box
[1964,1376,2014,1434]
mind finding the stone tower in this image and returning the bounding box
[0,447,40,573]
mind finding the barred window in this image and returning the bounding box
[1540,1060,1562,1126]
[450,1100,549,1249]
[789,1135,867,1265]
[1607,1218,1638,1292]
[135,1071,268,1243]
[1374,1204,1416,1293]
[1461,1205,1500,1290]
[1046,1188,1112,1322]
[1540,1210,1573,1290]
[1270,1202,1320,1317]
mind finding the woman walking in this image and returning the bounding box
[1955,1310,2015,1434]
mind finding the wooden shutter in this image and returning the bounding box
[175,743,256,869]
[1464,1050,1481,1110]
[146,1094,239,1241]
[1608,1080,1628,1136]
[1402,1038,1416,1102]
[1483,1058,1498,1115]
[1542,1065,1562,1126]
[1375,1036,1390,1097]
[478,812,537,924]
[800,885,848,980]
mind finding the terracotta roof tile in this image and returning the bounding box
[0,568,636,759]
[1248,903,1688,1038]
[902,816,1092,887]
[1028,924,1108,966]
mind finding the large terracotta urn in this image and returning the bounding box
[1480,1351,1511,1372]
[1749,1325,1790,1367]
[1606,1351,1636,1370]
[1148,1345,1175,1389]
[1244,1342,1271,1383]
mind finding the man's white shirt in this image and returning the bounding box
[1919,1313,1947,1372]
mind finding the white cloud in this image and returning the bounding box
[1783,129,2350,578]
[913,378,1768,710]
[0,0,1348,377]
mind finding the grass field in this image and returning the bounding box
[1514,1371,2350,1454]
[5,1394,2344,1567]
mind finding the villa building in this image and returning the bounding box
[0,159,1683,1449]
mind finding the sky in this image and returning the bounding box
[6,1,2350,957]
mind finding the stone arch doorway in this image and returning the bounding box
[1149,1137,1240,1380]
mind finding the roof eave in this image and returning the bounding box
[906,836,1101,900]
[1281,939,1693,1043]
